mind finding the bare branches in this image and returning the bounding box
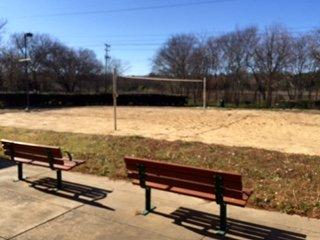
[1,33,104,93]
[152,34,208,79]
[0,19,7,45]
[0,24,320,107]
[152,25,320,107]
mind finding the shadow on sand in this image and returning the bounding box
[26,177,115,211]
[154,207,307,240]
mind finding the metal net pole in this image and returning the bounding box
[113,68,118,131]
[203,77,207,109]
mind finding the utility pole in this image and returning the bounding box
[104,44,111,93]
[24,32,33,111]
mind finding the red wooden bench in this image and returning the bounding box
[124,156,253,235]
[1,139,85,189]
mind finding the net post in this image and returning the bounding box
[203,77,207,109]
[113,68,118,131]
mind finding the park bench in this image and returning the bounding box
[1,139,85,189]
[124,156,253,235]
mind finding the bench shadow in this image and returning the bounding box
[153,207,307,240]
[26,177,115,211]
[0,157,16,170]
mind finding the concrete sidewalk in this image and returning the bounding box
[0,161,319,240]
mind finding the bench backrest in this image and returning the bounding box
[124,157,244,200]
[1,139,64,165]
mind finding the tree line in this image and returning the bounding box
[0,22,127,94]
[152,25,320,107]
[1,21,320,108]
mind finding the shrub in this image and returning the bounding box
[0,92,187,108]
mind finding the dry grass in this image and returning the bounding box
[0,126,319,218]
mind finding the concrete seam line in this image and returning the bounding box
[75,208,179,240]
[2,187,79,210]
[7,204,84,240]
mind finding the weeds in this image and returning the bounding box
[0,126,319,218]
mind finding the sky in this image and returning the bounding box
[1,0,320,75]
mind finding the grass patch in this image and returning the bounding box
[0,126,319,218]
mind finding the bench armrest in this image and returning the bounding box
[243,188,253,197]
[64,151,73,161]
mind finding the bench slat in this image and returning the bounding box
[14,157,84,171]
[125,157,243,190]
[128,171,243,199]
[125,157,253,205]
[126,163,242,190]
[1,139,62,158]
[4,150,65,165]
[1,139,85,171]
[131,180,248,207]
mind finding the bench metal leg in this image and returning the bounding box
[143,187,156,215]
[217,203,227,235]
[215,175,227,236]
[17,163,23,180]
[56,170,62,190]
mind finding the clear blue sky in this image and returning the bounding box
[1,0,320,75]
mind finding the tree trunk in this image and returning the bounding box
[266,88,272,108]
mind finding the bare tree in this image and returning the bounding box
[152,34,208,103]
[310,30,320,64]
[1,24,320,108]
[285,34,313,100]
[109,58,130,75]
[152,34,202,78]
[206,36,222,102]
[253,25,293,107]
[11,33,59,91]
[216,27,258,105]
[0,47,22,91]
[0,19,6,44]
[0,30,114,94]
[45,43,79,92]
[76,48,103,92]
[309,29,320,100]
[41,42,103,93]
[0,19,7,88]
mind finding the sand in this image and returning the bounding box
[0,106,319,156]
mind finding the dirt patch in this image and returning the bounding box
[0,106,319,155]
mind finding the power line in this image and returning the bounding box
[57,26,320,39]
[37,27,320,51]
[112,49,157,51]
[59,33,172,39]
[84,46,156,51]
[112,43,161,46]
[58,30,232,39]
[79,43,160,48]
[20,0,236,18]
[64,29,320,49]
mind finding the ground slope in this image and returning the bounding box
[0,106,319,155]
